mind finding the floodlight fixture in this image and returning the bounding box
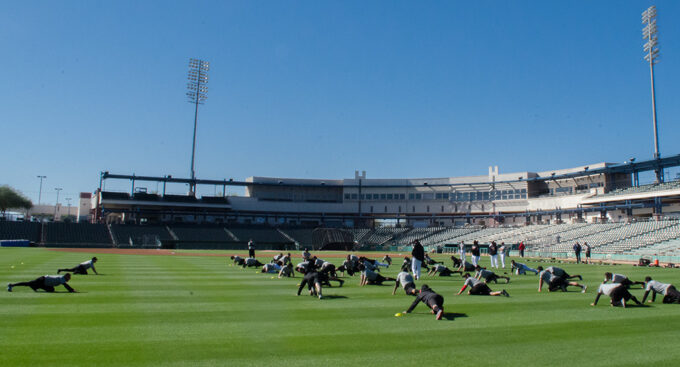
[186,58,210,194]
[641,5,662,182]
[36,175,47,205]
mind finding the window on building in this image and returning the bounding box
[386,194,393,200]
[351,194,357,200]
[380,194,386,200]
[344,194,350,200]
[415,194,422,200]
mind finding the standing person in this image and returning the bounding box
[470,241,481,267]
[573,242,582,264]
[641,277,680,304]
[8,273,76,293]
[518,241,526,258]
[591,283,642,308]
[58,257,99,275]
[411,240,425,280]
[584,243,591,264]
[459,242,466,263]
[457,273,509,297]
[603,272,645,288]
[511,260,538,275]
[248,239,255,258]
[488,241,499,269]
[499,242,507,268]
[402,284,445,320]
[392,269,418,296]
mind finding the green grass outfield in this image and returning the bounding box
[2,248,680,367]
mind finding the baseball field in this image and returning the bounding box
[2,247,679,366]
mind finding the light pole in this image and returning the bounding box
[37,175,46,205]
[54,188,62,220]
[65,198,72,219]
[186,58,210,195]
[642,5,663,182]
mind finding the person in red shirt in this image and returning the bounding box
[518,242,526,258]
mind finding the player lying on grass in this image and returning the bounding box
[603,272,645,288]
[359,264,396,286]
[450,255,462,268]
[457,260,476,272]
[8,273,76,293]
[337,254,360,276]
[475,265,510,284]
[278,263,295,278]
[511,260,538,275]
[427,264,461,277]
[403,284,445,320]
[642,277,680,304]
[242,257,265,268]
[536,266,582,281]
[360,256,389,270]
[58,257,98,275]
[423,254,442,266]
[261,262,282,273]
[457,273,509,297]
[382,254,392,267]
[393,269,418,296]
[230,255,245,266]
[538,268,587,293]
[319,261,338,278]
[591,283,642,308]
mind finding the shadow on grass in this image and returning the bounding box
[442,312,467,321]
[322,295,348,299]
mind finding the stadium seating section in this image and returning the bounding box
[1,220,679,257]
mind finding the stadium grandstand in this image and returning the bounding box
[2,154,680,262]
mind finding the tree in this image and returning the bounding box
[0,186,33,218]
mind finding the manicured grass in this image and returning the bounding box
[1,248,679,366]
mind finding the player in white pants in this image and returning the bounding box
[459,242,466,263]
[488,242,499,269]
[470,241,481,267]
[499,243,507,268]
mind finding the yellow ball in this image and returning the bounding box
[394,313,403,317]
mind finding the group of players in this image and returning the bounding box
[7,257,99,293]
[8,240,680,320]
[230,239,680,320]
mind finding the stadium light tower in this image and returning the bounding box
[642,5,663,182]
[36,175,46,205]
[186,58,210,195]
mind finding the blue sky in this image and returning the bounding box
[2,1,679,204]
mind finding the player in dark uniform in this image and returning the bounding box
[58,257,98,275]
[230,255,245,266]
[8,273,76,293]
[450,255,462,268]
[403,284,445,320]
[457,273,509,297]
[474,265,510,284]
[538,268,587,293]
[242,257,265,268]
[427,264,461,277]
[297,271,324,299]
